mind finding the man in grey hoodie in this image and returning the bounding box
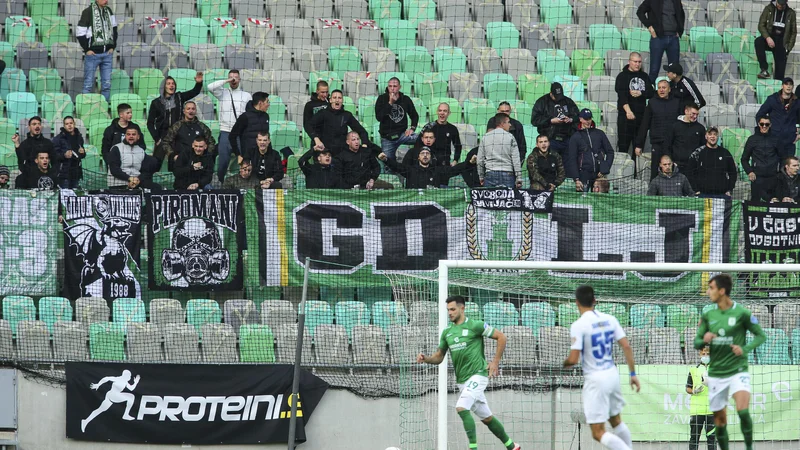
[648,154,695,196]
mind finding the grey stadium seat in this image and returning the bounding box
[474,2,504,23]
[163,0,196,18]
[260,44,293,70]
[314,19,349,48]
[275,324,313,364]
[701,103,737,129]
[449,72,481,103]
[680,52,706,82]
[706,53,739,86]
[573,0,606,27]
[150,298,185,328]
[363,48,397,72]
[522,22,552,53]
[17,42,48,75]
[190,43,224,72]
[724,79,756,108]
[0,320,12,360]
[501,48,537,79]
[419,21,453,52]
[279,19,313,51]
[120,43,153,77]
[18,320,52,360]
[314,324,350,366]
[53,322,88,361]
[232,0,266,19]
[389,325,436,364]
[507,0,540,29]
[295,45,329,73]
[225,44,259,70]
[707,1,740,33]
[555,24,588,57]
[154,43,190,73]
[201,323,238,363]
[350,25,383,51]
[684,2,708,29]
[538,326,570,366]
[141,18,175,46]
[244,19,280,47]
[438,0,472,28]
[165,323,200,363]
[261,300,297,331]
[336,0,370,22]
[696,81,722,105]
[408,302,437,327]
[608,0,639,29]
[772,303,800,336]
[616,327,647,364]
[454,22,486,50]
[115,17,138,48]
[352,325,387,365]
[0,0,24,23]
[267,0,299,21]
[736,103,760,128]
[647,327,683,364]
[503,325,537,366]
[192,93,216,121]
[127,322,164,362]
[76,297,110,324]
[302,0,333,19]
[587,75,616,103]
[344,71,378,101]
[52,42,84,80]
[223,299,261,337]
[453,123,478,149]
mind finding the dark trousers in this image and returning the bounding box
[689,414,716,450]
[617,114,643,155]
[751,175,778,201]
[549,138,569,158]
[649,144,666,181]
[755,34,787,80]
[649,35,680,81]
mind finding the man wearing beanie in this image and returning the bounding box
[0,166,9,189]
[566,109,614,192]
[665,62,706,109]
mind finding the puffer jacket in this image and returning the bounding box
[773,166,800,201]
[635,96,681,149]
[565,121,614,179]
[531,94,579,142]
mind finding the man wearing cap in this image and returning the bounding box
[756,77,800,157]
[665,63,706,109]
[756,0,796,80]
[635,79,681,180]
[685,127,738,197]
[637,0,685,81]
[615,52,654,156]
[478,113,523,188]
[743,114,782,201]
[0,165,9,189]
[532,82,579,157]
[664,103,706,174]
[566,109,614,192]
[298,148,345,189]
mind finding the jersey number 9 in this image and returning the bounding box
[591,330,615,360]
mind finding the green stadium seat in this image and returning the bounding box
[107,69,131,98]
[329,46,363,73]
[335,300,370,338]
[75,94,110,124]
[343,95,357,117]
[519,73,550,104]
[540,0,572,28]
[622,27,650,53]
[1,69,27,100]
[536,49,570,81]
[723,28,754,62]
[268,95,287,120]
[483,301,520,329]
[721,127,752,163]
[301,300,334,335]
[689,27,723,59]
[89,322,126,361]
[428,97,463,123]
[596,302,628,327]
[370,0,402,24]
[211,18,242,48]
[87,117,111,146]
[412,73,446,106]
[239,324,276,362]
[630,304,665,328]
[575,101,601,125]
[382,20,416,53]
[486,22,520,56]
[739,53,772,86]
[756,79,782,103]
[5,16,36,47]
[175,18,210,51]
[464,98,495,129]
[0,143,14,169]
[186,299,222,335]
[2,296,35,336]
[552,75,584,102]
[589,24,623,56]
[167,68,198,93]
[309,71,343,95]
[406,0,437,26]
[111,93,146,121]
[463,301,483,320]
[29,68,61,103]
[112,298,146,332]
[134,68,163,102]
[270,121,300,149]
[399,46,432,76]
[38,296,73,334]
[557,303,579,327]
[38,16,70,48]
[410,96,427,122]
[434,46,468,79]
[665,304,698,341]
[484,73,517,102]
[571,49,605,83]
[758,328,791,364]
[6,92,37,126]
[520,302,555,336]
[372,301,409,331]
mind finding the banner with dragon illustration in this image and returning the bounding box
[61,190,143,300]
[247,190,739,296]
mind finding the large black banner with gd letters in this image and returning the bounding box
[66,363,328,444]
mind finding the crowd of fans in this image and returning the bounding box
[0,0,798,206]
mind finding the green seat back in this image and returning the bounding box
[89,322,126,361]
[134,68,164,102]
[540,0,572,28]
[6,92,37,126]
[112,298,147,332]
[2,296,35,335]
[41,93,75,122]
[335,300,371,337]
[39,16,70,47]
[329,46,363,73]
[76,94,110,124]
[434,46,467,79]
[301,300,334,335]
[622,27,650,53]
[4,16,37,47]
[211,18,242,48]
[571,49,605,82]
[758,327,791,364]
[486,22,520,56]
[239,324,276,362]
[483,301,519,329]
[518,73,549,104]
[186,299,222,334]
[596,302,629,327]
[382,19,416,52]
[399,46,432,76]
[557,303,579,327]
[589,24,623,56]
[39,296,73,334]
[484,73,517,103]
[521,302,556,336]
[630,304,665,328]
[371,301,409,331]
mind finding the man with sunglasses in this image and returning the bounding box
[756,77,800,158]
[742,115,782,201]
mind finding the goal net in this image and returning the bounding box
[386,261,800,450]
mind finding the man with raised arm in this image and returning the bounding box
[417,295,520,450]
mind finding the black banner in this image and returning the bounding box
[66,363,329,444]
[470,188,554,213]
[61,190,142,300]
[743,202,800,297]
[145,191,244,291]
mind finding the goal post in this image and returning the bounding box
[386,260,800,450]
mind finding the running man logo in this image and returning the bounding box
[81,369,140,432]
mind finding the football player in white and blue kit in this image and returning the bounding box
[564,285,641,450]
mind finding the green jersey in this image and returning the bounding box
[694,302,766,378]
[438,317,496,383]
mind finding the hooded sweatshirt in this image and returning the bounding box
[229,100,270,158]
[742,127,782,178]
[664,116,706,169]
[375,88,419,140]
[146,81,203,143]
[101,118,144,160]
[303,92,329,137]
[615,64,654,115]
[685,144,737,195]
[648,164,695,196]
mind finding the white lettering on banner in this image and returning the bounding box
[760,216,799,234]
[0,195,53,286]
[663,393,691,411]
[774,381,793,402]
[0,196,48,226]
[136,394,284,422]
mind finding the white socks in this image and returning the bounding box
[613,422,633,449]
[600,431,632,450]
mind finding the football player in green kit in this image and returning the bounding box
[417,295,520,450]
[694,273,766,450]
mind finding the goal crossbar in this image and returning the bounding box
[434,261,800,450]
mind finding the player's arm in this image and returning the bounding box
[487,328,506,377]
[564,324,582,368]
[694,314,714,350]
[563,349,581,367]
[617,336,640,391]
[740,311,767,355]
[685,372,695,395]
[417,348,446,365]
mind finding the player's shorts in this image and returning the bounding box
[582,368,626,424]
[708,372,751,412]
[456,375,492,420]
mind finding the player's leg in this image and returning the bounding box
[708,375,731,450]
[590,423,631,450]
[731,372,754,450]
[455,379,480,449]
[475,397,518,450]
[704,414,716,450]
[584,375,631,450]
[607,378,631,449]
[608,415,632,449]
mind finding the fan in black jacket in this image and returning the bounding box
[488,102,527,160]
[298,149,345,189]
[336,131,393,189]
[772,156,800,203]
[16,150,57,190]
[663,103,706,174]
[685,128,738,196]
[248,132,284,189]
[229,92,271,160]
[309,90,371,155]
[13,117,55,173]
[51,117,86,189]
[102,109,144,161]
[461,147,481,188]
[173,137,214,190]
[302,81,329,138]
[147,73,203,148]
[635,80,681,179]
[665,63,706,109]
[743,117,782,201]
[531,83,579,156]
[379,147,475,188]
